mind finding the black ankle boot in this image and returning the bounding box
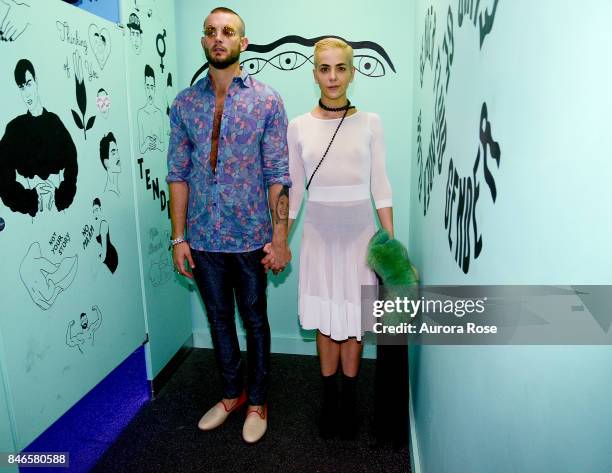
[339,374,358,440]
[318,373,338,439]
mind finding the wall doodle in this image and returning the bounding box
[66,305,102,354]
[0,0,30,42]
[415,0,501,274]
[148,227,172,287]
[92,197,118,274]
[71,50,96,139]
[88,23,110,70]
[190,35,396,85]
[126,12,142,55]
[156,28,166,72]
[20,241,78,310]
[137,64,164,153]
[0,59,78,217]
[99,132,121,196]
[96,87,110,118]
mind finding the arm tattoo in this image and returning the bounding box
[274,185,289,225]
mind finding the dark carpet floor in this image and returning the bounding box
[91,349,410,473]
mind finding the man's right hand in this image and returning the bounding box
[172,241,195,278]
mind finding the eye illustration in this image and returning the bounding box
[193,35,395,85]
[270,51,311,70]
[354,55,385,77]
[241,51,311,75]
[241,58,268,75]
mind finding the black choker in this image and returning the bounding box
[318,99,355,112]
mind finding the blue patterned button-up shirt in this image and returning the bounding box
[166,69,290,252]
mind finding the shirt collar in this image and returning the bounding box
[199,67,251,92]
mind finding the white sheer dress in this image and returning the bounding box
[288,111,392,341]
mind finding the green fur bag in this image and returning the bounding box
[367,229,419,327]
[367,229,418,286]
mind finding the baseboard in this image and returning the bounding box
[409,390,422,473]
[192,330,377,359]
[150,334,194,396]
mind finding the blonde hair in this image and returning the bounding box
[313,38,353,67]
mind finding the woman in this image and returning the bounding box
[288,38,393,439]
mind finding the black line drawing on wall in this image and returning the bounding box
[96,87,110,118]
[156,29,166,72]
[137,64,164,153]
[88,23,110,70]
[99,132,121,196]
[66,305,102,354]
[148,227,172,287]
[0,0,30,42]
[164,73,173,116]
[126,12,142,55]
[20,241,78,310]
[415,1,501,274]
[191,35,396,85]
[71,50,95,139]
[93,197,118,274]
[0,59,78,217]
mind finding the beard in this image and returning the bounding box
[204,44,241,70]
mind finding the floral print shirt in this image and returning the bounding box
[166,69,290,252]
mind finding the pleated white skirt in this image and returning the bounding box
[298,198,377,341]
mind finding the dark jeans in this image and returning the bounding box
[191,247,270,405]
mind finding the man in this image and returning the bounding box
[137,65,164,153]
[99,132,121,196]
[166,7,291,444]
[0,59,78,217]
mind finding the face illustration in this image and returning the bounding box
[80,313,89,330]
[94,33,107,57]
[107,141,121,173]
[130,28,142,54]
[201,12,246,70]
[19,71,41,113]
[144,75,155,104]
[313,47,355,102]
[96,90,110,117]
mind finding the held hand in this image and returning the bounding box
[172,241,195,279]
[261,243,275,273]
[270,240,291,275]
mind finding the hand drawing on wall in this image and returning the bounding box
[88,23,110,70]
[93,198,118,274]
[96,88,110,118]
[148,227,172,286]
[0,59,78,217]
[137,65,164,153]
[191,35,396,85]
[71,50,95,139]
[99,132,121,196]
[66,305,102,354]
[126,12,142,55]
[20,241,78,310]
[0,0,31,42]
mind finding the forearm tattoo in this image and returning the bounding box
[274,185,289,225]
